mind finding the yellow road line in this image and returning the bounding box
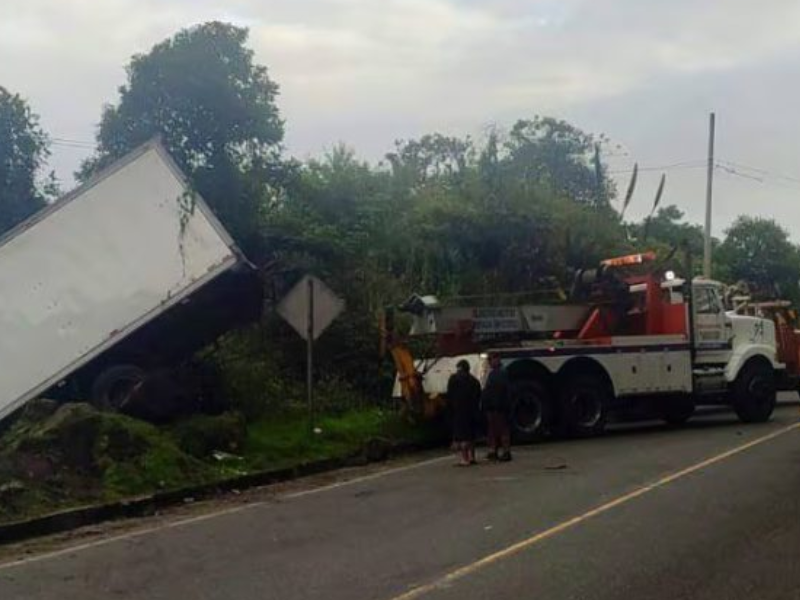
[390,421,800,600]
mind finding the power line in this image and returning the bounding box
[717,159,770,175]
[50,137,95,150]
[713,158,800,192]
[601,150,631,158]
[716,170,800,192]
[608,155,800,191]
[52,136,93,145]
[715,163,764,183]
[50,145,94,153]
[717,159,800,186]
[608,160,706,175]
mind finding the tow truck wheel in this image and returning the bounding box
[733,360,776,423]
[510,380,552,443]
[558,374,609,437]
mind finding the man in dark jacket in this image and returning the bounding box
[481,352,512,462]
[446,359,482,466]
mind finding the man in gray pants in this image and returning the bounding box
[481,353,512,462]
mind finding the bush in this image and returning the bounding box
[172,412,247,458]
[207,327,303,418]
[0,403,216,517]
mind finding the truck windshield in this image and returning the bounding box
[695,288,721,314]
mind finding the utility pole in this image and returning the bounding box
[703,112,716,278]
[593,143,604,205]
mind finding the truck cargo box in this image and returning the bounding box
[0,139,256,422]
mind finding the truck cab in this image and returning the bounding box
[690,279,780,396]
[630,276,778,378]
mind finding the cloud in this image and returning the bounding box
[2,0,800,239]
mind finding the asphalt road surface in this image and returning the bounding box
[2,400,800,600]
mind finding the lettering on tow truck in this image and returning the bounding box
[750,320,765,343]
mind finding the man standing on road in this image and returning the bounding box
[447,359,482,466]
[482,352,512,462]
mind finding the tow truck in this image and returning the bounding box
[384,252,792,440]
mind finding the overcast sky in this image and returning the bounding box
[2,0,800,237]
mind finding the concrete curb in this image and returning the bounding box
[0,440,443,546]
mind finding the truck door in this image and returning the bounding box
[693,285,731,363]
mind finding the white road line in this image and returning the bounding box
[284,454,452,499]
[0,453,450,571]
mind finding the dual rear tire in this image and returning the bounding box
[510,380,551,443]
[510,374,610,442]
[556,375,610,437]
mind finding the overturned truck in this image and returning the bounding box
[0,139,262,424]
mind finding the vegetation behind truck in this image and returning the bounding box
[0,139,262,424]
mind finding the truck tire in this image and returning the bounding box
[732,360,776,423]
[90,365,147,412]
[510,380,552,443]
[558,374,609,437]
[661,396,695,427]
[126,368,192,423]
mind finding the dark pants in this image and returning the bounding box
[486,411,511,453]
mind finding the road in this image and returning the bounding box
[2,401,800,600]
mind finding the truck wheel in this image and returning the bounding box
[558,375,609,437]
[90,365,146,412]
[661,396,695,427]
[732,361,776,423]
[510,380,552,443]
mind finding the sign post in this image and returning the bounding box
[306,277,314,432]
[277,275,344,432]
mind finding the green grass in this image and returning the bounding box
[242,406,447,471]
[243,408,404,470]
[0,403,444,525]
[100,431,217,499]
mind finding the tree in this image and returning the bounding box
[383,120,617,209]
[503,117,616,206]
[717,216,800,300]
[0,87,54,234]
[632,205,706,257]
[386,134,474,189]
[270,145,393,274]
[79,21,288,258]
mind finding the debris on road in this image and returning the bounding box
[545,463,569,471]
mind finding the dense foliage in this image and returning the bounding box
[0,87,56,233]
[258,133,628,405]
[716,216,800,302]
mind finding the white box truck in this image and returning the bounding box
[0,139,263,423]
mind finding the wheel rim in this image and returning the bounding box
[574,390,603,428]
[747,374,774,407]
[514,395,543,434]
[107,377,142,410]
